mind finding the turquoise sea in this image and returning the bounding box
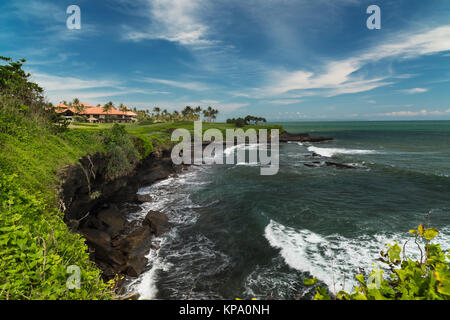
[127,121,450,299]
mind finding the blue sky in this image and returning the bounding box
[1,0,450,121]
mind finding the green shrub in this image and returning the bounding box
[132,134,154,159]
[305,224,450,300]
[100,124,140,180]
[0,174,114,300]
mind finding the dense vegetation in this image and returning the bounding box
[305,223,450,300]
[226,115,267,127]
[0,57,119,299]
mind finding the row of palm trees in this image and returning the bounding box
[60,98,220,123]
[133,105,219,123]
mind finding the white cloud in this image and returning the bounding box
[31,73,119,91]
[268,99,303,105]
[200,99,220,104]
[400,88,428,94]
[8,1,66,23]
[260,25,450,98]
[377,109,450,117]
[140,77,209,91]
[123,0,214,46]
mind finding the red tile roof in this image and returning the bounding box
[52,104,137,117]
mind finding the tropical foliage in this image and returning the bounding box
[305,224,450,300]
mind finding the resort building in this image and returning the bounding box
[53,104,137,123]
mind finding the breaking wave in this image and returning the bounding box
[264,219,450,293]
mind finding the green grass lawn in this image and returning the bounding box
[70,121,284,151]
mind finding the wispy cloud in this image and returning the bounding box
[140,77,210,91]
[6,1,99,40]
[8,1,66,23]
[258,26,450,98]
[31,73,119,91]
[268,99,303,105]
[122,0,215,46]
[400,88,428,94]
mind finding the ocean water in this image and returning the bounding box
[127,121,450,300]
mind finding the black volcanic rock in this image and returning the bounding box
[279,131,333,143]
[60,151,177,282]
[144,211,171,237]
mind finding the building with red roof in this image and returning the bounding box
[53,103,137,123]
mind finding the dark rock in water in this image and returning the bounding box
[304,161,359,169]
[119,225,154,277]
[305,152,320,158]
[137,193,153,203]
[304,161,325,168]
[125,255,149,277]
[280,131,333,143]
[144,211,171,236]
[325,161,358,169]
[119,226,152,254]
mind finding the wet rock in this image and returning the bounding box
[325,161,358,169]
[137,193,153,203]
[125,255,149,277]
[304,161,359,169]
[119,226,153,254]
[144,211,171,236]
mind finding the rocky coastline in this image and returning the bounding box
[58,130,334,298]
[59,148,182,296]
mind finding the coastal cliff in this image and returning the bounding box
[59,148,181,286]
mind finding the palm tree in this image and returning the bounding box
[172,110,180,122]
[72,98,86,114]
[203,106,218,122]
[202,108,211,122]
[211,108,219,122]
[118,103,129,113]
[194,106,202,121]
[102,101,115,123]
[153,107,161,121]
[182,106,194,121]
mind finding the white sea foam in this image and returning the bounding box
[224,143,266,156]
[264,219,450,294]
[308,146,380,158]
[127,237,172,300]
[124,167,207,298]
